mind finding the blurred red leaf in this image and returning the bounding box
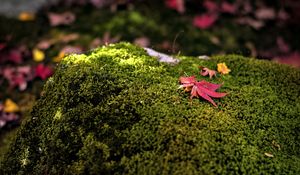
[193,14,218,29]
[277,37,290,53]
[35,64,53,80]
[255,7,276,20]
[221,2,237,14]
[0,112,20,129]
[48,12,76,26]
[8,50,23,64]
[0,43,6,50]
[274,52,300,68]
[90,0,107,8]
[165,0,185,13]
[1,66,33,91]
[36,33,79,50]
[59,33,80,43]
[0,49,22,64]
[203,0,218,12]
[36,40,53,50]
[278,9,289,21]
[235,17,264,29]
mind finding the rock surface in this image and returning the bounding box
[1,43,299,174]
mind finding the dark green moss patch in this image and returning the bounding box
[1,43,300,174]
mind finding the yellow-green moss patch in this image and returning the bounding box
[1,43,299,174]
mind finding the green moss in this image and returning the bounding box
[1,42,300,174]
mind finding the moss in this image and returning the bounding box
[1,42,300,174]
[0,128,18,163]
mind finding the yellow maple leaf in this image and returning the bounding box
[33,48,45,62]
[4,99,20,113]
[18,12,35,21]
[52,51,65,62]
[217,63,231,74]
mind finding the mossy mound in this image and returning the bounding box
[1,43,300,174]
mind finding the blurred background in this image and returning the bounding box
[0,0,300,146]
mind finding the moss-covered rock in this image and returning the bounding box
[1,43,300,174]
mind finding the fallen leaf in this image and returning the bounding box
[90,0,107,8]
[48,12,76,26]
[53,51,65,62]
[0,120,5,128]
[0,112,20,128]
[274,52,300,68]
[217,63,231,74]
[0,48,23,64]
[239,0,252,14]
[199,66,217,79]
[36,33,79,50]
[35,64,53,80]
[17,66,32,76]
[203,0,218,12]
[277,37,290,53]
[0,43,6,50]
[2,66,33,91]
[9,50,23,64]
[14,75,27,90]
[221,2,237,14]
[4,99,20,113]
[193,14,218,29]
[179,76,227,107]
[165,0,185,13]
[18,12,35,21]
[59,33,80,43]
[255,7,276,20]
[235,17,264,29]
[278,9,289,21]
[179,76,197,92]
[33,48,45,62]
[36,39,54,50]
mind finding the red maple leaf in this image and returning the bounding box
[35,64,53,80]
[179,76,227,107]
[199,66,217,79]
[193,14,218,29]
